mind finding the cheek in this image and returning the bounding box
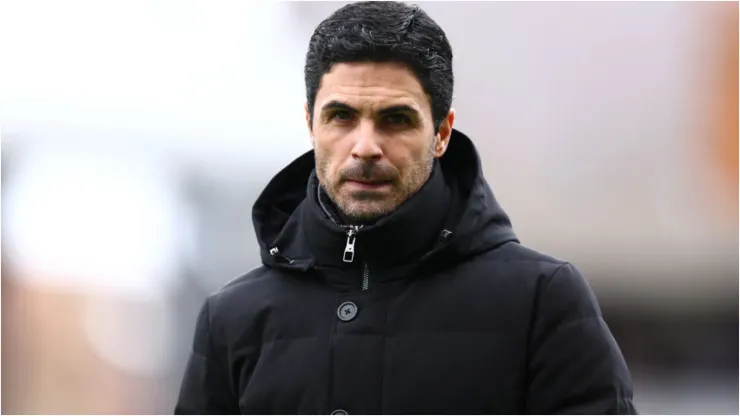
[314,145,343,182]
[386,141,430,172]
[315,136,352,167]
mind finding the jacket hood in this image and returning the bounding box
[252,129,519,277]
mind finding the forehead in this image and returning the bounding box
[315,62,431,113]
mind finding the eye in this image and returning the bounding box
[383,113,411,126]
[330,110,355,122]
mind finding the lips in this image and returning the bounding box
[348,180,391,185]
[346,180,392,189]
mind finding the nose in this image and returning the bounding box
[350,120,383,162]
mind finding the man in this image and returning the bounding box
[175,2,636,414]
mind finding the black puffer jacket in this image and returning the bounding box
[175,129,636,415]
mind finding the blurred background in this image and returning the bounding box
[1,0,737,414]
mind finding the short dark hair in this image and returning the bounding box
[304,1,454,132]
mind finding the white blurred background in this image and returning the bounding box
[1,1,737,414]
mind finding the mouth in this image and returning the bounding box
[345,180,392,190]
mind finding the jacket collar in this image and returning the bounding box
[252,129,519,281]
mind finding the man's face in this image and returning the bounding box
[307,62,454,224]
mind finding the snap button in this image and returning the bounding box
[337,301,358,322]
[331,410,348,415]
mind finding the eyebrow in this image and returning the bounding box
[321,100,358,114]
[320,100,420,117]
[377,104,419,116]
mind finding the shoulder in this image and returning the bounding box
[469,241,570,280]
[483,243,600,317]
[219,264,273,293]
[201,264,285,328]
[468,242,595,304]
[486,241,566,266]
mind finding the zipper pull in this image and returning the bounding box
[268,247,294,264]
[343,226,358,263]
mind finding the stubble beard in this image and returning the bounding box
[315,140,436,225]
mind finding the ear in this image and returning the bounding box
[433,108,456,158]
[304,102,314,146]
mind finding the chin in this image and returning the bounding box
[342,202,396,222]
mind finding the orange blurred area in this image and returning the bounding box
[713,2,738,219]
[1,1,737,414]
[2,271,170,414]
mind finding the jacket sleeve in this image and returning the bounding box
[525,263,637,414]
[175,298,240,415]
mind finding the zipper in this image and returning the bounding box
[361,263,370,291]
[341,225,370,291]
[342,225,361,263]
